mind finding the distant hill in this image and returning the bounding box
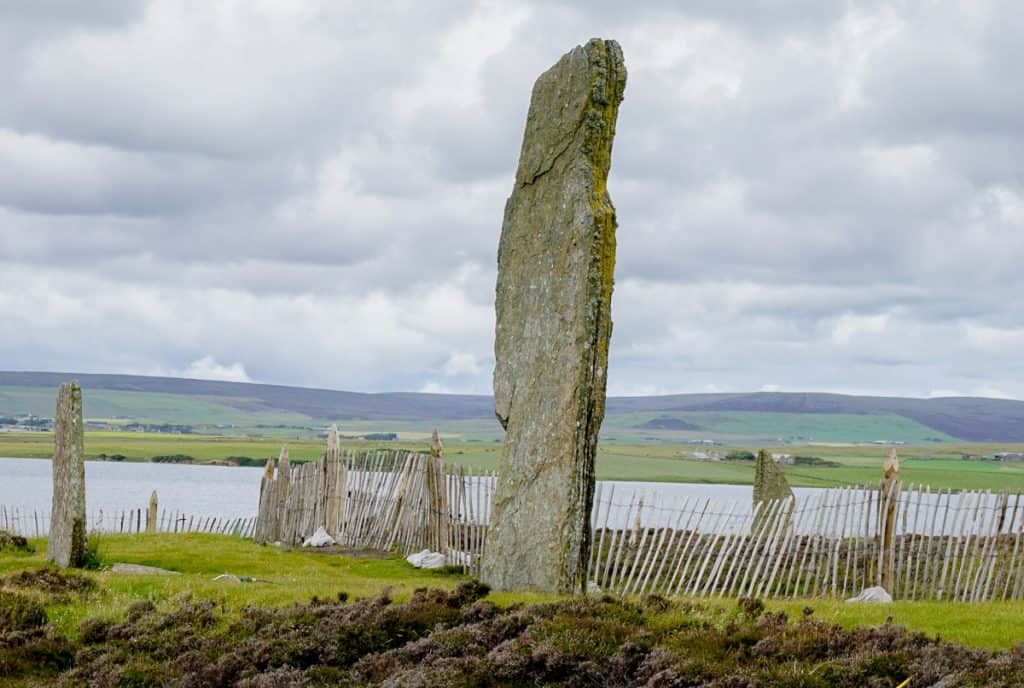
[2,371,1023,442]
[637,416,703,431]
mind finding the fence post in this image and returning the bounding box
[255,457,276,542]
[428,429,450,554]
[275,446,292,543]
[879,449,900,591]
[323,427,346,537]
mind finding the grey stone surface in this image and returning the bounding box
[146,490,158,533]
[47,381,87,568]
[110,563,179,576]
[752,449,794,534]
[483,38,626,593]
[753,449,794,504]
[845,586,893,603]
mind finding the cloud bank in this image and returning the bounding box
[2,1,1023,398]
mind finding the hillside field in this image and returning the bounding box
[5,372,1024,442]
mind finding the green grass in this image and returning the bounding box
[0,534,468,637]
[767,598,1024,650]
[4,534,1024,650]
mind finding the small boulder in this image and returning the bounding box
[845,586,893,603]
[110,563,179,576]
[406,550,446,569]
[302,526,336,548]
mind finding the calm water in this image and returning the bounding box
[0,456,758,522]
[0,457,997,536]
[0,457,264,519]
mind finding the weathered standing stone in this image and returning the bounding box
[752,449,794,535]
[146,490,158,533]
[483,38,626,593]
[47,382,87,568]
[753,449,794,504]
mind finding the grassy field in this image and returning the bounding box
[2,533,1024,651]
[1,383,991,444]
[6,431,1024,489]
[601,410,955,444]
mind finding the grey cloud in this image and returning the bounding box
[1,1,1023,399]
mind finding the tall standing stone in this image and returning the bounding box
[483,38,626,593]
[47,381,87,568]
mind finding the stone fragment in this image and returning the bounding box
[483,38,626,593]
[845,586,893,603]
[752,449,794,535]
[110,563,179,576]
[406,549,447,569]
[47,382,87,568]
[302,525,336,548]
[753,449,794,504]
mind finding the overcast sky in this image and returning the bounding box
[2,1,1023,399]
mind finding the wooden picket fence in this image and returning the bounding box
[14,447,1024,601]
[589,482,1024,601]
[255,448,494,576]
[0,505,255,539]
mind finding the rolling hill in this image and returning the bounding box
[1,371,1023,442]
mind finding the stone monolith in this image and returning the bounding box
[47,381,87,567]
[483,38,626,593]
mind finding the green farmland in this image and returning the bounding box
[4,431,1024,490]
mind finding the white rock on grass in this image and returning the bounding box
[845,586,893,603]
[406,550,446,569]
[302,526,336,548]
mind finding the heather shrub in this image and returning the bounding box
[2,566,96,595]
[0,529,31,552]
[0,590,47,632]
[8,578,1024,686]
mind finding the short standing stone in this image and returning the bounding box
[753,449,794,504]
[752,449,794,534]
[147,490,158,533]
[483,38,626,593]
[47,382,87,568]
